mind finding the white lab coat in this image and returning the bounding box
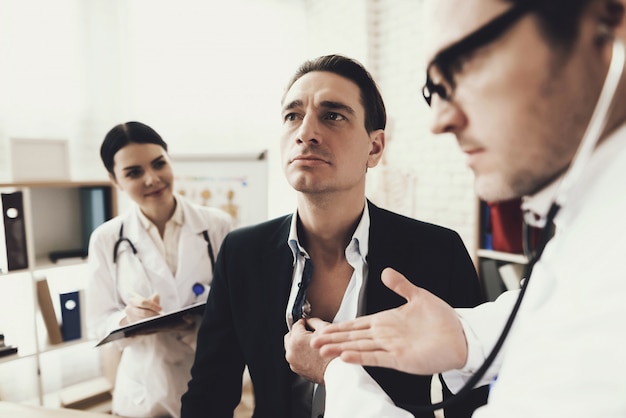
[87,197,232,418]
[322,123,626,418]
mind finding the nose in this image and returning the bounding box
[296,114,321,145]
[144,168,160,186]
[429,96,467,135]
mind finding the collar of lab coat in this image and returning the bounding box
[120,196,210,311]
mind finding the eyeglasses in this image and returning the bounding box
[422,1,536,106]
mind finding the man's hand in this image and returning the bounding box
[285,317,333,383]
[311,267,468,375]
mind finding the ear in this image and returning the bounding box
[367,129,385,168]
[109,172,122,191]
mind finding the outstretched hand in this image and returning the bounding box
[311,267,468,375]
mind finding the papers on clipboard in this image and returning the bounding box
[95,301,206,347]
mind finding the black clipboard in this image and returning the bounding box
[95,301,206,347]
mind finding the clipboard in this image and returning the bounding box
[95,301,206,347]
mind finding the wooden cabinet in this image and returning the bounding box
[0,181,116,409]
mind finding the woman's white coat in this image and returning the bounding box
[87,197,232,417]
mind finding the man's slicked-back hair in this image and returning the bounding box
[283,54,387,133]
[100,121,168,176]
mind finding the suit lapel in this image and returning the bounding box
[257,216,297,402]
[365,202,405,314]
[260,215,294,329]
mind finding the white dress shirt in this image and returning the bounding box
[285,202,370,329]
[285,202,370,417]
[137,197,183,276]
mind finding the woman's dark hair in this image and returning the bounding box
[282,54,386,133]
[100,121,168,175]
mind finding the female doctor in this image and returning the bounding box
[86,121,232,417]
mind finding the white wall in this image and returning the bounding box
[0,0,308,218]
[0,0,478,254]
[301,0,479,256]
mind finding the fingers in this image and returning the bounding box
[129,293,162,313]
[317,332,378,358]
[339,350,395,369]
[125,292,162,324]
[150,293,161,308]
[381,267,419,303]
[305,317,330,332]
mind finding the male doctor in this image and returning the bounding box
[313,0,626,417]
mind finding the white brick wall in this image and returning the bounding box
[304,0,479,258]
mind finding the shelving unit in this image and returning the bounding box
[476,199,530,301]
[0,181,117,409]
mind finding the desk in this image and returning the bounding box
[0,401,110,417]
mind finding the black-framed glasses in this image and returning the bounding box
[422,0,536,106]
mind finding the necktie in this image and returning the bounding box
[292,256,314,322]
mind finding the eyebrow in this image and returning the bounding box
[282,99,356,116]
[122,155,165,172]
[320,100,355,115]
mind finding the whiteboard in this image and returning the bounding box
[170,151,268,228]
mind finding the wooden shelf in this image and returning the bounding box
[477,249,528,264]
[0,181,117,407]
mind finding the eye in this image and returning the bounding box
[153,159,167,170]
[325,112,346,121]
[449,55,470,77]
[439,51,474,88]
[126,168,142,179]
[284,112,301,122]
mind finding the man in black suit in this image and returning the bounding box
[181,54,487,418]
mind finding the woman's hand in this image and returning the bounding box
[121,293,162,325]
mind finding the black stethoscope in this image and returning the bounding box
[406,38,624,414]
[112,223,216,298]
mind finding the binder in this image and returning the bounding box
[48,187,111,262]
[1,191,28,271]
[80,187,111,254]
[60,291,82,341]
[36,278,64,345]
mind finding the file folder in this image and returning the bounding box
[60,291,82,341]
[96,301,205,346]
[1,191,28,271]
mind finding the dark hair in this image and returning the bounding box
[506,0,592,50]
[100,121,168,175]
[282,54,386,133]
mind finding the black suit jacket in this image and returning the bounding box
[182,202,487,418]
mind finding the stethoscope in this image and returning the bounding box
[112,222,216,300]
[407,38,625,414]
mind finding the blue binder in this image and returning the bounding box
[60,291,81,341]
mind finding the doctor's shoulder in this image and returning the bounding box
[88,214,125,248]
[189,202,234,233]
